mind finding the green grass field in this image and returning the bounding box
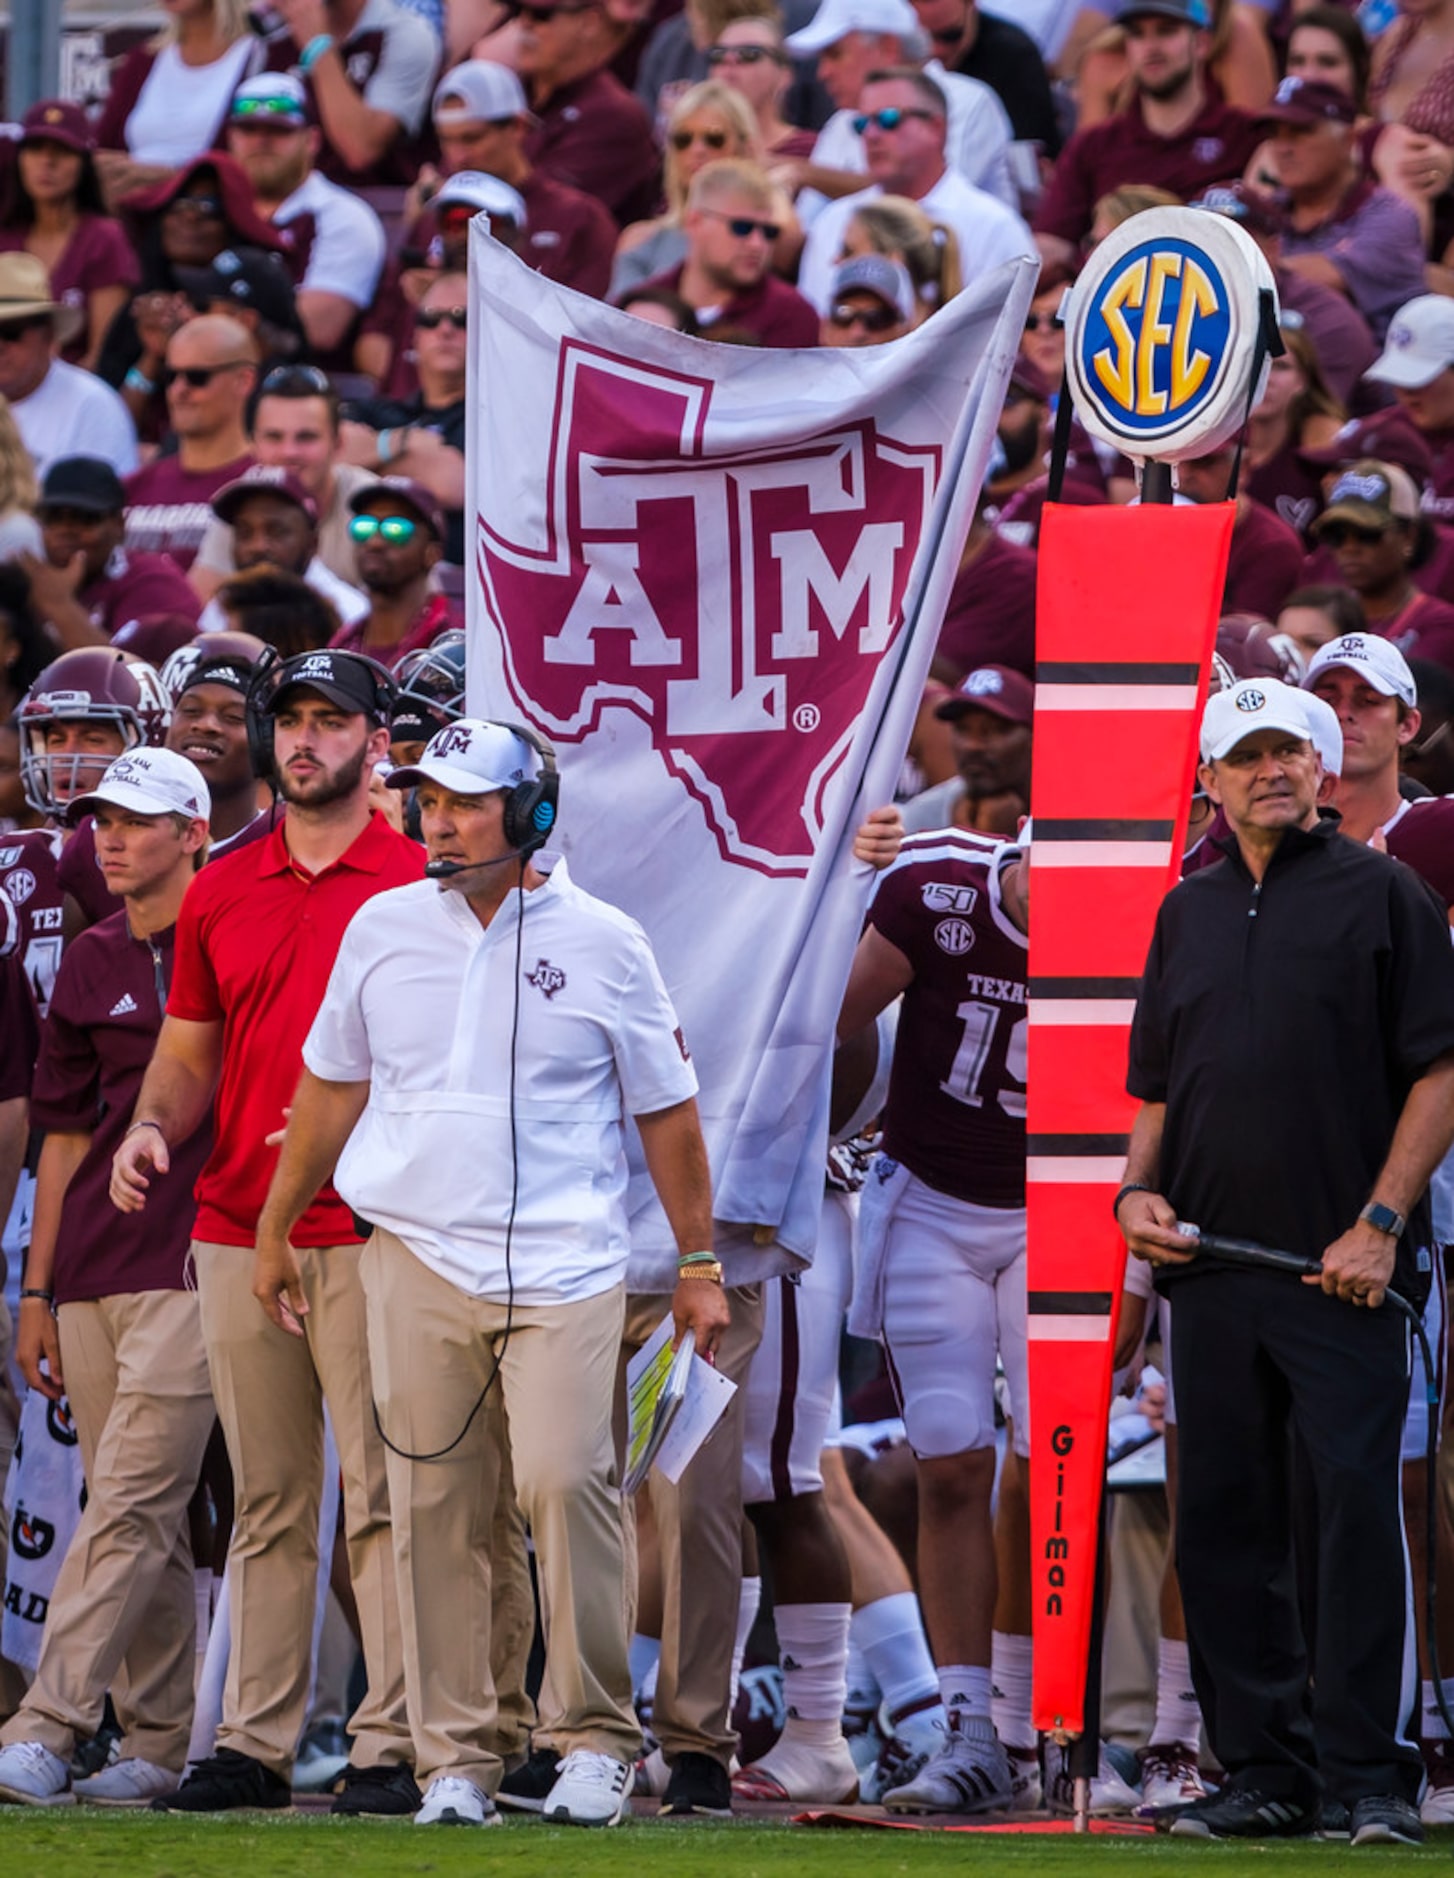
[0,1814,1449,1878]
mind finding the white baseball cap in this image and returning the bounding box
[387,718,541,795]
[785,0,923,55]
[1298,690,1343,778]
[70,747,211,823]
[1364,295,1454,390]
[434,169,528,228]
[1303,631,1417,709]
[1200,678,1312,762]
[432,59,532,125]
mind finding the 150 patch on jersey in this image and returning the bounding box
[921,881,977,915]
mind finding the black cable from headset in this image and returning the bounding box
[371,855,524,1462]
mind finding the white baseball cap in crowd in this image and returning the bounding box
[785,0,921,55]
[69,747,211,824]
[387,718,541,795]
[434,170,528,230]
[1364,295,1454,391]
[1298,690,1343,778]
[1199,678,1312,763]
[432,59,532,126]
[1302,632,1418,709]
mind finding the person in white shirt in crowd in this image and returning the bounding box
[253,718,728,1829]
[196,467,368,632]
[785,0,1018,220]
[797,67,1031,315]
[0,255,137,479]
[225,73,388,360]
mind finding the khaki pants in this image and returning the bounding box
[618,1284,764,1767]
[194,1240,410,1777]
[362,1229,638,1791]
[2,1290,212,1769]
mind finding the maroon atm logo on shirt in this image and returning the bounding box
[477,342,940,877]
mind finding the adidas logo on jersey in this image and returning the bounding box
[110,992,138,1016]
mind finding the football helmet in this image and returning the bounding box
[390,630,466,745]
[161,631,273,700]
[19,647,172,814]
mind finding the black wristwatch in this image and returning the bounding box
[1359,1200,1406,1239]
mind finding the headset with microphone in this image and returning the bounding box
[245,649,399,785]
[421,722,560,878]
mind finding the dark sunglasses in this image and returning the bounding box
[829,301,899,333]
[0,315,50,344]
[260,363,331,396]
[702,207,781,241]
[851,106,938,134]
[415,305,467,330]
[706,44,785,65]
[349,513,419,544]
[166,193,224,217]
[671,127,730,151]
[1023,312,1060,333]
[163,360,252,389]
[1318,521,1392,548]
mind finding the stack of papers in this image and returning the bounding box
[624,1314,737,1495]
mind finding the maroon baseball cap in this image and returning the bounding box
[1299,407,1434,486]
[21,99,93,154]
[935,665,1035,726]
[211,465,318,524]
[1261,75,1357,129]
[350,476,446,542]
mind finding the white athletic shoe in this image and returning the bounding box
[882,1722,1012,1815]
[0,1741,73,1807]
[862,1710,946,1803]
[72,1757,178,1806]
[1136,1742,1205,1817]
[633,1745,669,1798]
[414,1776,499,1826]
[543,1750,633,1826]
[731,1731,859,1804]
[1421,1742,1454,1825]
[1047,1742,1143,1816]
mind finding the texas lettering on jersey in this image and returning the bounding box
[477,341,940,877]
[869,830,1028,1209]
[0,831,66,1016]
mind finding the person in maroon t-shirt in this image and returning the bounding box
[1176,446,1306,621]
[113,649,422,1817]
[1034,0,1262,265]
[641,158,820,347]
[22,457,199,652]
[837,828,1030,1815]
[1364,295,1454,528]
[0,750,215,1808]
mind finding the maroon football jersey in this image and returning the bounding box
[0,829,68,1016]
[868,830,1027,1208]
[1382,796,1454,911]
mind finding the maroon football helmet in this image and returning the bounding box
[19,647,172,814]
[160,631,272,701]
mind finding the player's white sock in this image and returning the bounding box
[629,1633,661,1703]
[727,1575,761,1714]
[991,1630,1036,1750]
[844,1636,880,1721]
[1423,1678,1454,1742]
[851,1592,942,1729]
[776,1602,851,1732]
[939,1664,993,1727]
[1150,1638,1202,1751]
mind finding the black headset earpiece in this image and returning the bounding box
[497,722,559,855]
[244,645,284,783]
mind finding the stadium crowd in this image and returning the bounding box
[2,0,1454,1847]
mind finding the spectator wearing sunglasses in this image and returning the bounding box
[330,478,456,667]
[123,316,259,572]
[797,68,1031,315]
[1310,460,1454,671]
[0,254,137,480]
[514,0,661,226]
[225,73,387,366]
[819,253,913,346]
[636,158,818,346]
[707,16,817,161]
[341,271,467,562]
[612,81,777,302]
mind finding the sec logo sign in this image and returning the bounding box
[1064,207,1276,464]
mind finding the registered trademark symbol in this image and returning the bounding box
[793,703,820,732]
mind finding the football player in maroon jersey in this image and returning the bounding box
[836,827,1030,1814]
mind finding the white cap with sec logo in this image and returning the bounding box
[1200,679,1312,763]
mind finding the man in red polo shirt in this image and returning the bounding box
[111,648,423,1815]
[1034,0,1262,266]
[639,159,818,348]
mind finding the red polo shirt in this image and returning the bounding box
[168,810,424,1246]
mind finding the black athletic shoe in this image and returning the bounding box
[329,1762,422,1816]
[1350,1794,1424,1846]
[661,1752,733,1816]
[1318,1799,1351,1840]
[151,1749,290,1813]
[1161,1786,1315,1839]
[496,1747,561,1814]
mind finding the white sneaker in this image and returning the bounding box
[1047,1741,1142,1816]
[0,1741,73,1807]
[633,1745,669,1798]
[882,1722,1012,1815]
[72,1758,178,1806]
[1007,1744,1043,1811]
[731,1730,859,1804]
[414,1776,499,1826]
[862,1709,946,1804]
[543,1749,633,1826]
[1136,1742,1205,1817]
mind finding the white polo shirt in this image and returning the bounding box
[304,856,698,1304]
